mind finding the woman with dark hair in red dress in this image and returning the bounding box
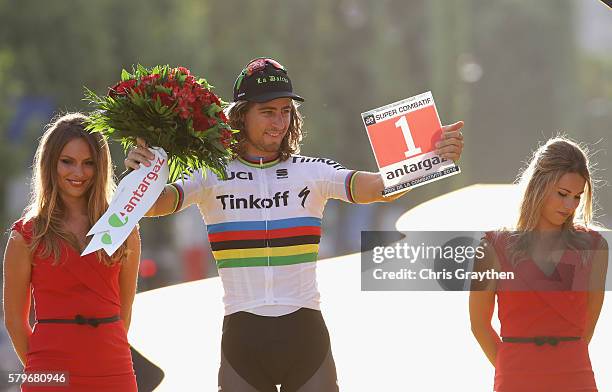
[3,113,140,391]
[470,137,608,391]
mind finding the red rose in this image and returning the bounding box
[178,107,190,119]
[109,79,137,97]
[177,67,190,75]
[221,129,233,148]
[193,118,207,131]
[141,74,161,86]
[152,92,174,107]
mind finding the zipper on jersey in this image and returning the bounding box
[260,157,274,304]
[260,157,271,267]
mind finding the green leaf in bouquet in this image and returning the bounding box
[136,64,148,76]
[121,69,132,81]
[200,124,220,139]
[198,78,212,90]
[210,138,227,154]
[186,118,196,135]
[154,85,173,95]
[160,65,170,80]
[129,90,147,107]
[196,125,220,139]
[219,98,230,109]
[205,103,221,117]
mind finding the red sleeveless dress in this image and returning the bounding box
[486,229,601,392]
[12,219,137,392]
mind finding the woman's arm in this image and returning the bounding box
[119,229,141,331]
[469,291,500,366]
[584,237,608,344]
[469,238,501,367]
[2,231,33,366]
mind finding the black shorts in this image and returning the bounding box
[218,308,339,392]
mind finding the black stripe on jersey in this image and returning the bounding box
[210,235,321,251]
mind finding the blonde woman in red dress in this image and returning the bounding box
[470,137,608,392]
[3,113,140,391]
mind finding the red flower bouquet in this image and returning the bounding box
[85,65,235,181]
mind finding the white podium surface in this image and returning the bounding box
[130,184,611,391]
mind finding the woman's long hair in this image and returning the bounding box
[508,136,596,265]
[23,113,126,265]
[226,100,304,161]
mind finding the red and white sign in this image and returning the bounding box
[362,91,460,196]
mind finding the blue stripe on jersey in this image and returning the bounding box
[207,217,322,233]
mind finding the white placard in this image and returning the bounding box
[361,91,461,196]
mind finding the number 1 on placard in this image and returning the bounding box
[395,115,422,158]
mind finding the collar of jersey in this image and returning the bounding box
[238,154,281,169]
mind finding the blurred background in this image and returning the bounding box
[0,0,610,386]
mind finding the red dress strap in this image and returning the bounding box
[483,230,511,269]
[11,218,34,244]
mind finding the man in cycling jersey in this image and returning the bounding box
[125,57,464,392]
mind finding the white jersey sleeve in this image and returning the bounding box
[317,158,358,203]
[172,169,212,210]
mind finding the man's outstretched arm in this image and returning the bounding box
[351,121,464,204]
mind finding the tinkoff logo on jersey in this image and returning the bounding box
[291,156,346,170]
[217,191,290,210]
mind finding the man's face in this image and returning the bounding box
[243,97,292,157]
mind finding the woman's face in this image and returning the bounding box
[538,172,586,230]
[56,137,95,202]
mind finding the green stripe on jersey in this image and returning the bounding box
[217,253,319,268]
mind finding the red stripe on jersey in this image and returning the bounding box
[208,226,322,243]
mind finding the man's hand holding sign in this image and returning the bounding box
[361,91,463,198]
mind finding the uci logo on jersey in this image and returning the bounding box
[227,171,254,181]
